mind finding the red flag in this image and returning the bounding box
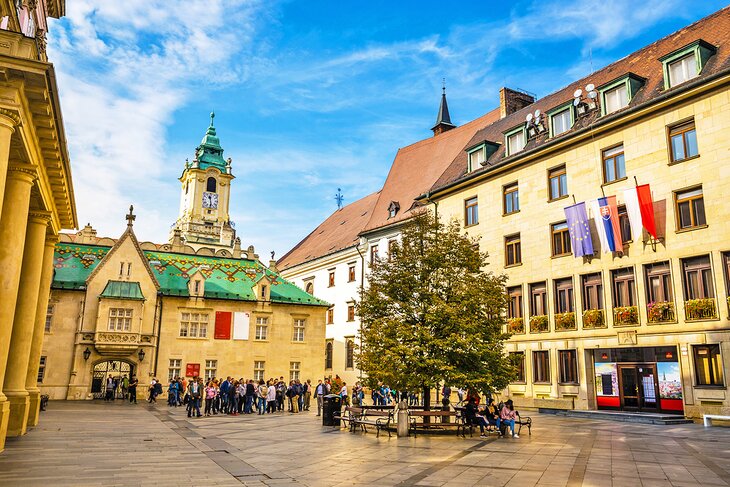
[636,184,657,238]
[214,311,232,339]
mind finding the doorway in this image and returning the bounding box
[91,360,134,399]
[618,364,659,412]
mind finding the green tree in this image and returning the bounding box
[356,211,514,402]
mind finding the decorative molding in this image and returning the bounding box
[617,330,638,345]
[95,332,141,344]
[0,108,21,127]
[7,163,37,182]
[28,210,53,224]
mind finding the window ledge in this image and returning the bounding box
[509,381,527,385]
[602,176,628,187]
[178,336,209,340]
[548,195,569,203]
[291,341,307,344]
[505,263,523,269]
[551,253,571,259]
[613,322,641,328]
[558,382,580,386]
[676,224,708,234]
[533,381,552,385]
[503,210,521,217]
[668,154,700,166]
[254,339,269,342]
[694,385,726,390]
[464,223,479,228]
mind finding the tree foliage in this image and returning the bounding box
[356,211,515,395]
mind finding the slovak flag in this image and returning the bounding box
[590,196,623,253]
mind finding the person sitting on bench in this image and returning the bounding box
[500,399,519,438]
[484,397,502,435]
[464,397,490,438]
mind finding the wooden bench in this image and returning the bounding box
[337,406,363,431]
[703,414,730,427]
[408,410,466,437]
[351,409,393,437]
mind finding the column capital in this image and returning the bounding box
[27,210,52,226]
[7,163,37,184]
[44,232,60,246]
[0,108,20,131]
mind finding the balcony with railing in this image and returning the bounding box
[582,309,606,329]
[685,298,717,321]
[647,301,675,323]
[613,306,639,326]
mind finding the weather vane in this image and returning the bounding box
[335,188,344,209]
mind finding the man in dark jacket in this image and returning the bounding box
[245,379,256,413]
[219,377,230,413]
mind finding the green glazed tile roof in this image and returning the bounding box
[52,242,328,307]
[194,112,227,171]
[100,280,145,300]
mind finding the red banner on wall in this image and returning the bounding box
[215,311,232,339]
[186,363,200,377]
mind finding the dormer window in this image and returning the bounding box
[387,201,400,218]
[549,105,573,137]
[505,126,526,156]
[660,40,716,90]
[467,146,485,172]
[598,73,644,116]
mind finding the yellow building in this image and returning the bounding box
[0,0,76,452]
[422,9,730,417]
[41,118,328,402]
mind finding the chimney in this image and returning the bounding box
[499,87,535,119]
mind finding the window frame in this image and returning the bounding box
[558,350,579,384]
[467,144,486,172]
[325,341,333,370]
[504,233,522,267]
[345,339,355,370]
[659,40,716,90]
[507,285,523,319]
[554,277,574,314]
[503,182,519,215]
[601,144,626,184]
[290,361,301,382]
[547,165,568,202]
[667,119,699,164]
[348,264,356,283]
[45,304,54,333]
[551,221,571,258]
[254,316,269,341]
[37,356,46,383]
[179,312,209,338]
[292,318,306,342]
[328,270,335,287]
[532,350,551,384]
[598,74,643,115]
[548,103,574,138]
[326,307,334,325]
[510,351,525,383]
[464,196,479,227]
[347,303,355,322]
[581,272,604,311]
[674,186,706,231]
[168,359,182,381]
[253,361,265,382]
[692,344,724,387]
[529,282,548,317]
[504,125,527,156]
[681,255,715,301]
[204,359,217,381]
[611,267,637,308]
[108,308,133,332]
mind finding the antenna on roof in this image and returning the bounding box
[335,188,344,210]
[573,83,599,115]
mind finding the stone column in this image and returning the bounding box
[0,111,18,216]
[25,233,58,428]
[0,163,36,452]
[4,211,52,436]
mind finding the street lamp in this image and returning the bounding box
[137,348,145,362]
[82,347,91,361]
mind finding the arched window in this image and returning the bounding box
[305,282,314,294]
[206,177,217,193]
[325,342,333,370]
[346,340,355,369]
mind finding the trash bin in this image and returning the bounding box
[322,394,342,426]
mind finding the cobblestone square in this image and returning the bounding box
[1,401,729,486]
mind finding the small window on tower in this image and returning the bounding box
[207,177,217,193]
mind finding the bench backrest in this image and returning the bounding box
[364,410,392,418]
[345,407,363,414]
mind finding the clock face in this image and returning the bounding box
[202,192,219,209]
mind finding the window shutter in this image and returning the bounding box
[214,311,232,339]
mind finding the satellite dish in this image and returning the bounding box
[573,98,581,106]
[526,113,533,122]
[573,89,583,98]
[534,109,541,118]
[588,90,598,99]
[585,83,595,91]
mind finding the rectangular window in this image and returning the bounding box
[370,245,379,265]
[604,84,629,114]
[468,146,485,171]
[37,356,46,383]
[682,255,715,300]
[254,361,265,382]
[507,286,523,319]
[168,359,181,381]
[510,352,525,382]
[505,234,521,267]
[328,270,335,287]
[693,344,724,386]
[293,318,306,342]
[551,108,572,136]
[347,304,355,322]
[602,145,626,183]
[325,341,333,370]
[326,307,334,325]
[617,205,632,242]
[464,197,478,226]
[255,317,268,340]
[388,239,397,259]
[551,222,571,257]
[179,312,209,338]
[205,360,217,380]
[668,52,698,87]
[532,351,550,383]
[108,308,132,331]
[507,129,526,155]
[290,361,301,382]
[530,282,547,316]
[346,339,355,369]
[669,120,699,162]
[558,350,578,384]
[554,278,574,314]
[611,268,636,307]
[581,273,604,311]
[348,264,356,282]
[45,304,54,332]
[548,165,568,201]
[645,262,675,323]
[675,187,706,230]
[503,183,519,215]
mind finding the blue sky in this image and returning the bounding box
[47,0,727,258]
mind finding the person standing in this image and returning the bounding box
[205,381,217,416]
[128,376,138,404]
[315,379,326,416]
[187,377,202,418]
[304,379,312,411]
[121,374,129,400]
[267,381,277,414]
[219,377,230,414]
[257,380,267,415]
[339,382,348,407]
[245,379,255,414]
[105,375,114,402]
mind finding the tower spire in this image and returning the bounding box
[431,80,456,136]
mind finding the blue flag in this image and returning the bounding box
[564,202,594,257]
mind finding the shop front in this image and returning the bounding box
[594,346,683,414]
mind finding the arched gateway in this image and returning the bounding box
[90,360,135,399]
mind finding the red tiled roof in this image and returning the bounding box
[430,6,730,193]
[361,108,501,233]
[277,191,380,271]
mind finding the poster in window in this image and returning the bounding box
[595,362,618,396]
[657,362,682,399]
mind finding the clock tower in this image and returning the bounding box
[170,112,236,251]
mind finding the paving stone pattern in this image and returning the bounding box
[1,401,729,486]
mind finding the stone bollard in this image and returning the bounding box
[397,400,409,437]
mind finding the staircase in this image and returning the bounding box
[545,409,694,425]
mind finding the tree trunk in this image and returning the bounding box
[423,385,431,425]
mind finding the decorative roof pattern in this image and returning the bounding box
[52,243,328,306]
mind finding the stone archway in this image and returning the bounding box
[90,360,135,399]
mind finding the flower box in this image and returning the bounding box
[647,301,675,323]
[529,315,549,333]
[555,312,576,331]
[582,309,605,329]
[685,298,717,321]
[613,306,639,326]
[507,317,524,334]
